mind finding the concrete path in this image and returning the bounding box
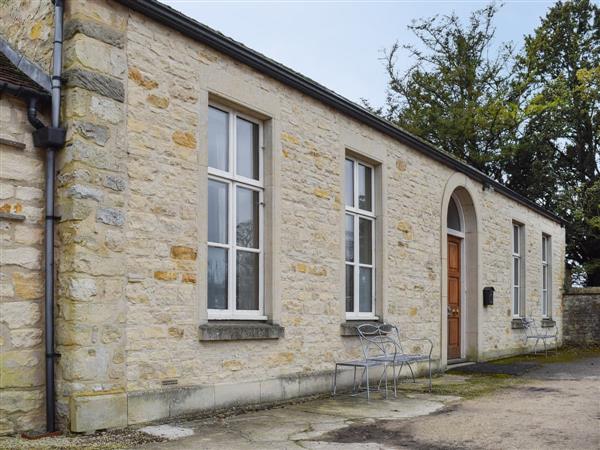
[1,353,597,449]
[137,356,600,450]
[138,391,460,449]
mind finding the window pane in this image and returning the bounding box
[345,214,354,262]
[543,265,548,289]
[208,179,228,244]
[359,218,372,265]
[358,164,372,211]
[208,247,228,309]
[447,197,461,231]
[236,251,259,310]
[345,265,354,312]
[236,118,259,180]
[542,236,548,262]
[542,291,548,315]
[513,287,519,314]
[513,258,520,286]
[345,159,354,207]
[513,225,519,254]
[208,106,228,171]
[359,267,372,312]
[236,187,259,248]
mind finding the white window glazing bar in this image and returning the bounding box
[345,157,376,319]
[208,104,264,320]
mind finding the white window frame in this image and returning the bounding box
[447,194,465,239]
[345,157,376,320]
[541,234,551,318]
[207,104,266,320]
[512,223,523,318]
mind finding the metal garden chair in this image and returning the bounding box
[380,324,433,392]
[332,323,433,399]
[332,323,398,400]
[523,317,558,356]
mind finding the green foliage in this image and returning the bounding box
[377,0,600,285]
[377,4,518,177]
[510,0,599,285]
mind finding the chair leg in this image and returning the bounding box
[352,366,357,394]
[332,364,338,396]
[543,338,547,357]
[392,363,397,398]
[407,362,416,383]
[533,338,539,355]
[428,358,432,392]
[384,364,388,399]
[366,366,370,401]
[358,367,366,392]
[396,362,404,384]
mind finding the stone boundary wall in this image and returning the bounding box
[562,287,600,346]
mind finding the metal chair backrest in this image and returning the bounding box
[523,317,539,337]
[378,323,407,354]
[356,323,397,362]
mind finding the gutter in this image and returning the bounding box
[0,36,52,93]
[0,81,51,102]
[116,0,565,226]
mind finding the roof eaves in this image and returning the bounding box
[0,36,52,93]
[114,0,565,226]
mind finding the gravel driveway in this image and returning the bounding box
[321,355,600,449]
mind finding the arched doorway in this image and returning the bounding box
[446,195,464,360]
[441,182,480,365]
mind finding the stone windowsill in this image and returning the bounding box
[340,320,382,337]
[199,321,284,341]
[541,318,556,328]
[511,318,526,329]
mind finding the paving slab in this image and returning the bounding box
[137,391,458,449]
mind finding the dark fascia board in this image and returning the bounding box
[0,36,52,93]
[115,0,565,225]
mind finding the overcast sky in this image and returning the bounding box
[163,1,555,107]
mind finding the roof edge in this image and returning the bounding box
[0,36,52,93]
[115,0,565,226]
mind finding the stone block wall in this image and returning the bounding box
[562,288,600,346]
[0,0,567,434]
[52,0,130,431]
[0,96,46,435]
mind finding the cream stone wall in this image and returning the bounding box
[0,0,54,73]
[0,95,47,435]
[0,0,565,433]
[121,10,564,396]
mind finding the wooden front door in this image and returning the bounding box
[447,235,462,360]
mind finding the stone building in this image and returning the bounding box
[0,0,565,435]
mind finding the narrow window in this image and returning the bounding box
[208,105,264,319]
[512,223,523,317]
[542,234,551,317]
[345,157,375,318]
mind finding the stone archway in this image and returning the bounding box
[440,175,481,366]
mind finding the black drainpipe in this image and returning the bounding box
[26,0,65,433]
[45,0,64,432]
